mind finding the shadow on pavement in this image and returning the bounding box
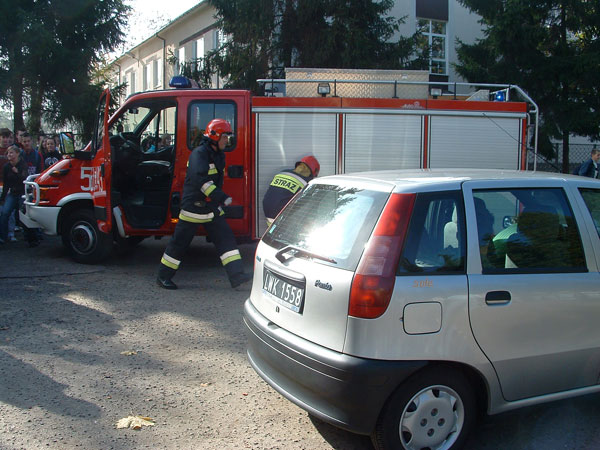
[308,415,373,449]
[0,349,101,418]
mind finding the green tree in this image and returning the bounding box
[0,0,129,140]
[455,0,600,172]
[202,0,428,92]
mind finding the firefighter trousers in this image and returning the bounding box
[158,214,244,284]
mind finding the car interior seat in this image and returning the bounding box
[505,204,561,269]
[443,207,458,249]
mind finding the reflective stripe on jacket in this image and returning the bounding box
[262,169,311,220]
[180,138,229,222]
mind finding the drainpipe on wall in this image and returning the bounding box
[156,34,166,89]
[156,34,167,133]
[114,63,121,105]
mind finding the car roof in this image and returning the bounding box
[315,169,593,192]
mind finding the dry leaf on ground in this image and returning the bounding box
[116,415,155,430]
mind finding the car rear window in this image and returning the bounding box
[262,183,390,271]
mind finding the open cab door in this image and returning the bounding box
[90,89,112,234]
[60,89,114,264]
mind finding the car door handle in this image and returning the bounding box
[485,291,511,305]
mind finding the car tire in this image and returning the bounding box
[62,209,112,264]
[372,367,476,450]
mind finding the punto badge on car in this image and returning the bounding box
[315,280,332,291]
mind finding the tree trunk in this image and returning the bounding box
[9,42,25,131]
[27,83,43,134]
[10,76,25,132]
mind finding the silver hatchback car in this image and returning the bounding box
[243,169,600,450]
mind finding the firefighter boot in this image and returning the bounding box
[157,276,178,290]
[157,265,178,290]
[230,272,252,289]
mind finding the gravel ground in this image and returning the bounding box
[1,235,600,449]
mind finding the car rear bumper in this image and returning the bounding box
[243,299,427,435]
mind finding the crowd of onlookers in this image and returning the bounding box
[0,127,64,246]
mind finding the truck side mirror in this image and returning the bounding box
[59,132,75,155]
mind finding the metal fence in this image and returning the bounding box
[528,143,597,174]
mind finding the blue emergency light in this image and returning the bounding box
[493,90,507,101]
[169,76,192,89]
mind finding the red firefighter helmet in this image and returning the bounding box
[296,155,320,178]
[204,119,233,142]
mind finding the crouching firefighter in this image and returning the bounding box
[262,155,320,227]
[157,119,252,290]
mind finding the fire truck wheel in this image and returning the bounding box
[62,209,112,264]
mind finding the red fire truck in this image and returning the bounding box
[21,69,538,263]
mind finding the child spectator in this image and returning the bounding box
[41,136,63,169]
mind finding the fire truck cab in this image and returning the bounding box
[21,69,538,264]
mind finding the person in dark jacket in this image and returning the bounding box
[0,128,14,184]
[0,146,37,246]
[20,133,43,176]
[578,148,600,178]
[156,119,251,290]
[262,155,320,226]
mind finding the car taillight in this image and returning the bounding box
[349,193,415,319]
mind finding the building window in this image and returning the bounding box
[215,29,228,56]
[177,47,186,75]
[195,37,204,66]
[143,63,151,91]
[153,58,162,88]
[126,70,136,96]
[416,0,448,21]
[417,18,448,75]
[200,37,205,60]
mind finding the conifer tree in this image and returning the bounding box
[455,0,600,171]
[0,0,129,139]
[205,0,428,92]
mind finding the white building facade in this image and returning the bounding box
[109,0,484,101]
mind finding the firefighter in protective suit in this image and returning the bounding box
[262,155,320,226]
[157,119,251,290]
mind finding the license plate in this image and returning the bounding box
[262,268,305,313]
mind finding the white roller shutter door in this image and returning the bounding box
[344,113,423,173]
[255,112,338,236]
[429,116,522,169]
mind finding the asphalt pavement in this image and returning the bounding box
[0,234,599,449]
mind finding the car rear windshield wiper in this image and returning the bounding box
[275,245,337,265]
